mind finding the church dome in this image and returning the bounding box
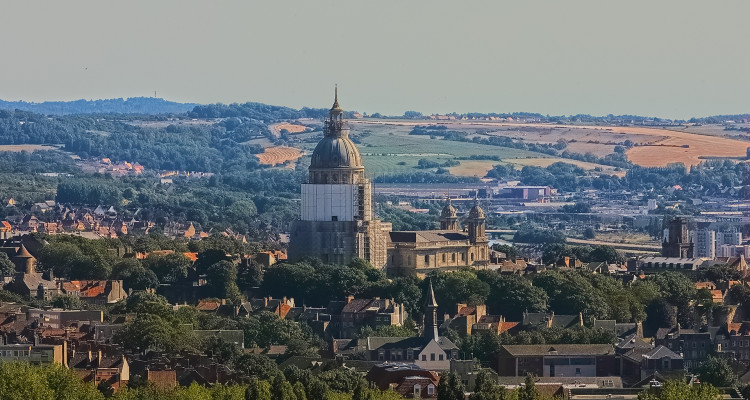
[469,203,485,219]
[309,88,364,171]
[310,136,363,169]
[441,202,457,218]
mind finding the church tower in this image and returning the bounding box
[467,199,487,245]
[289,89,391,267]
[439,199,458,231]
[423,279,439,341]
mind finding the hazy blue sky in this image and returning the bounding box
[1,1,748,118]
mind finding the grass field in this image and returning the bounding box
[0,144,60,152]
[256,146,303,166]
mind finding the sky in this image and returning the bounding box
[1,0,748,119]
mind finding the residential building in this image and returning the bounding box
[693,226,715,259]
[0,343,66,365]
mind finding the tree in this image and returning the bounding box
[477,272,547,320]
[0,362,103,400]
[517,374,541,400]
[0,253,16,276]
[111,258,159,291]
[589,245,624,264]
[292,382,307,400]
[235,354,280,380]
[51,294,86,310]
[143,253,192,283]
[271,374,296,400]
[469,370,508,400]
[583,227,596,240]
[437,372,465,400]
[696,356,737,387]
[318,368,362,393]
[246,378,272,400]
[637,380,720,400]
[206,260,242,303]
[114,313,196,353]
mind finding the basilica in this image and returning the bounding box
[288,91,489,276]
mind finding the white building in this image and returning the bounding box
[693,229,716,259]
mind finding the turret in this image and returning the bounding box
[440,199,458,231]
[467,199,487,245]
[13,244,35,274]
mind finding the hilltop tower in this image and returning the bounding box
[289,89,391,267]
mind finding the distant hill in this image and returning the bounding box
[0,97,197,115]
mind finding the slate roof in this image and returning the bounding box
[501,344,615,357]
[389,230,470,243]
[643,345,682,360]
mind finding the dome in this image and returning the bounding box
[441,202,457,218]
[469,203,485,219]
[310,136,363,169]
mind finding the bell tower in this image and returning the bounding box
[440,199,458,231]
[467,199,487,245]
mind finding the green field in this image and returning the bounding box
[294,122,623,177]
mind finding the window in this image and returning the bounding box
[414,385,421,397]
[427,385,435,395]
[422,354,426,361]
[424,255,429,265]
[452,254,456,262]
[431,353,435,361]
[331,216,338,221]
[470,253,474,261]
[379,350,385,361]
[439,354,444,361]
[442,254,446,263]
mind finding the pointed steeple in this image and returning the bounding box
[423,278,439,341]
[426,278,438,308]
[330,85,343,116]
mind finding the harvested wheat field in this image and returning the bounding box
[0,144,60,152]
[448,161,497,177]
[269,122,307,137]
[256,146,303,166]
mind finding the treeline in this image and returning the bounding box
[487,159,749,197]
[0,97,196,115]
[0,109,268,173]
[188,102,333,121]
[373,172,480,184]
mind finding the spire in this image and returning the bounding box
[330,85,342,114]
[424,278,439,341]
[425,278,438,308]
